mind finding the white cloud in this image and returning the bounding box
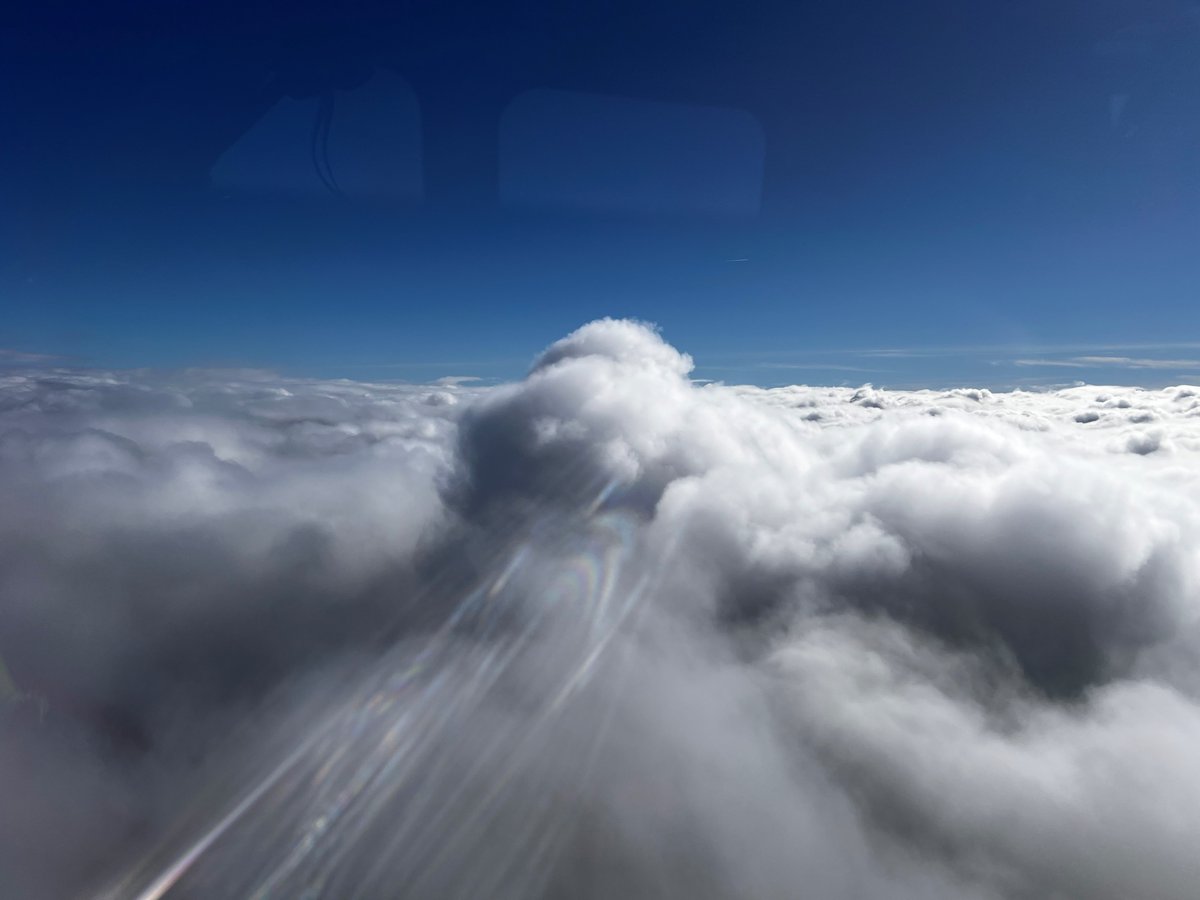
[5,322,1200,899]
[756,362,877,372]
[0,348,65,364]
[1014,357,1090,368]
[1074,356,1200,370]
[1016,355,1200,371]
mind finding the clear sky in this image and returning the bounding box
[3,0,1199,387]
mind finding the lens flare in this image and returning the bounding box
[99,481,658,899]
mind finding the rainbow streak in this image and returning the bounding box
[101,477,670,898]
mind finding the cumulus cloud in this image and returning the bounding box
[4,321,1200,899]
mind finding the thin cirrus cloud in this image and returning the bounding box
[1016,355,1200,370]
[0,348,67,365]
[858,342,1200,360]
[3,320,1200,900]
[754,362,878,372]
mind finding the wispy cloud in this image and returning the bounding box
[854,348,947,359]
[1013,358,1091,369]
[0,348,66,365]
[756,362,877,372]
[1073,356,1200,370]
[434,375,484,386]
[861,341,1200,360]
[1015,356,1200,371]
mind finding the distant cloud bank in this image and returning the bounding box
[3,320,1200,899]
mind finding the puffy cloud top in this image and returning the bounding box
[530,317,694,377]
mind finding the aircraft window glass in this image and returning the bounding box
[499,88,765,218]
[211,69,422,202]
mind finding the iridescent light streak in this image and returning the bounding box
[100,478,668,899]
[104,727,333,900]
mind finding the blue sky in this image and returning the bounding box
[3,0,1199,387]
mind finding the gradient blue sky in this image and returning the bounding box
[3,1,1199,387]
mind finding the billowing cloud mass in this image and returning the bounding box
[3,319,1200,899]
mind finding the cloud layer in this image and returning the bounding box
[3,321,1200,899]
